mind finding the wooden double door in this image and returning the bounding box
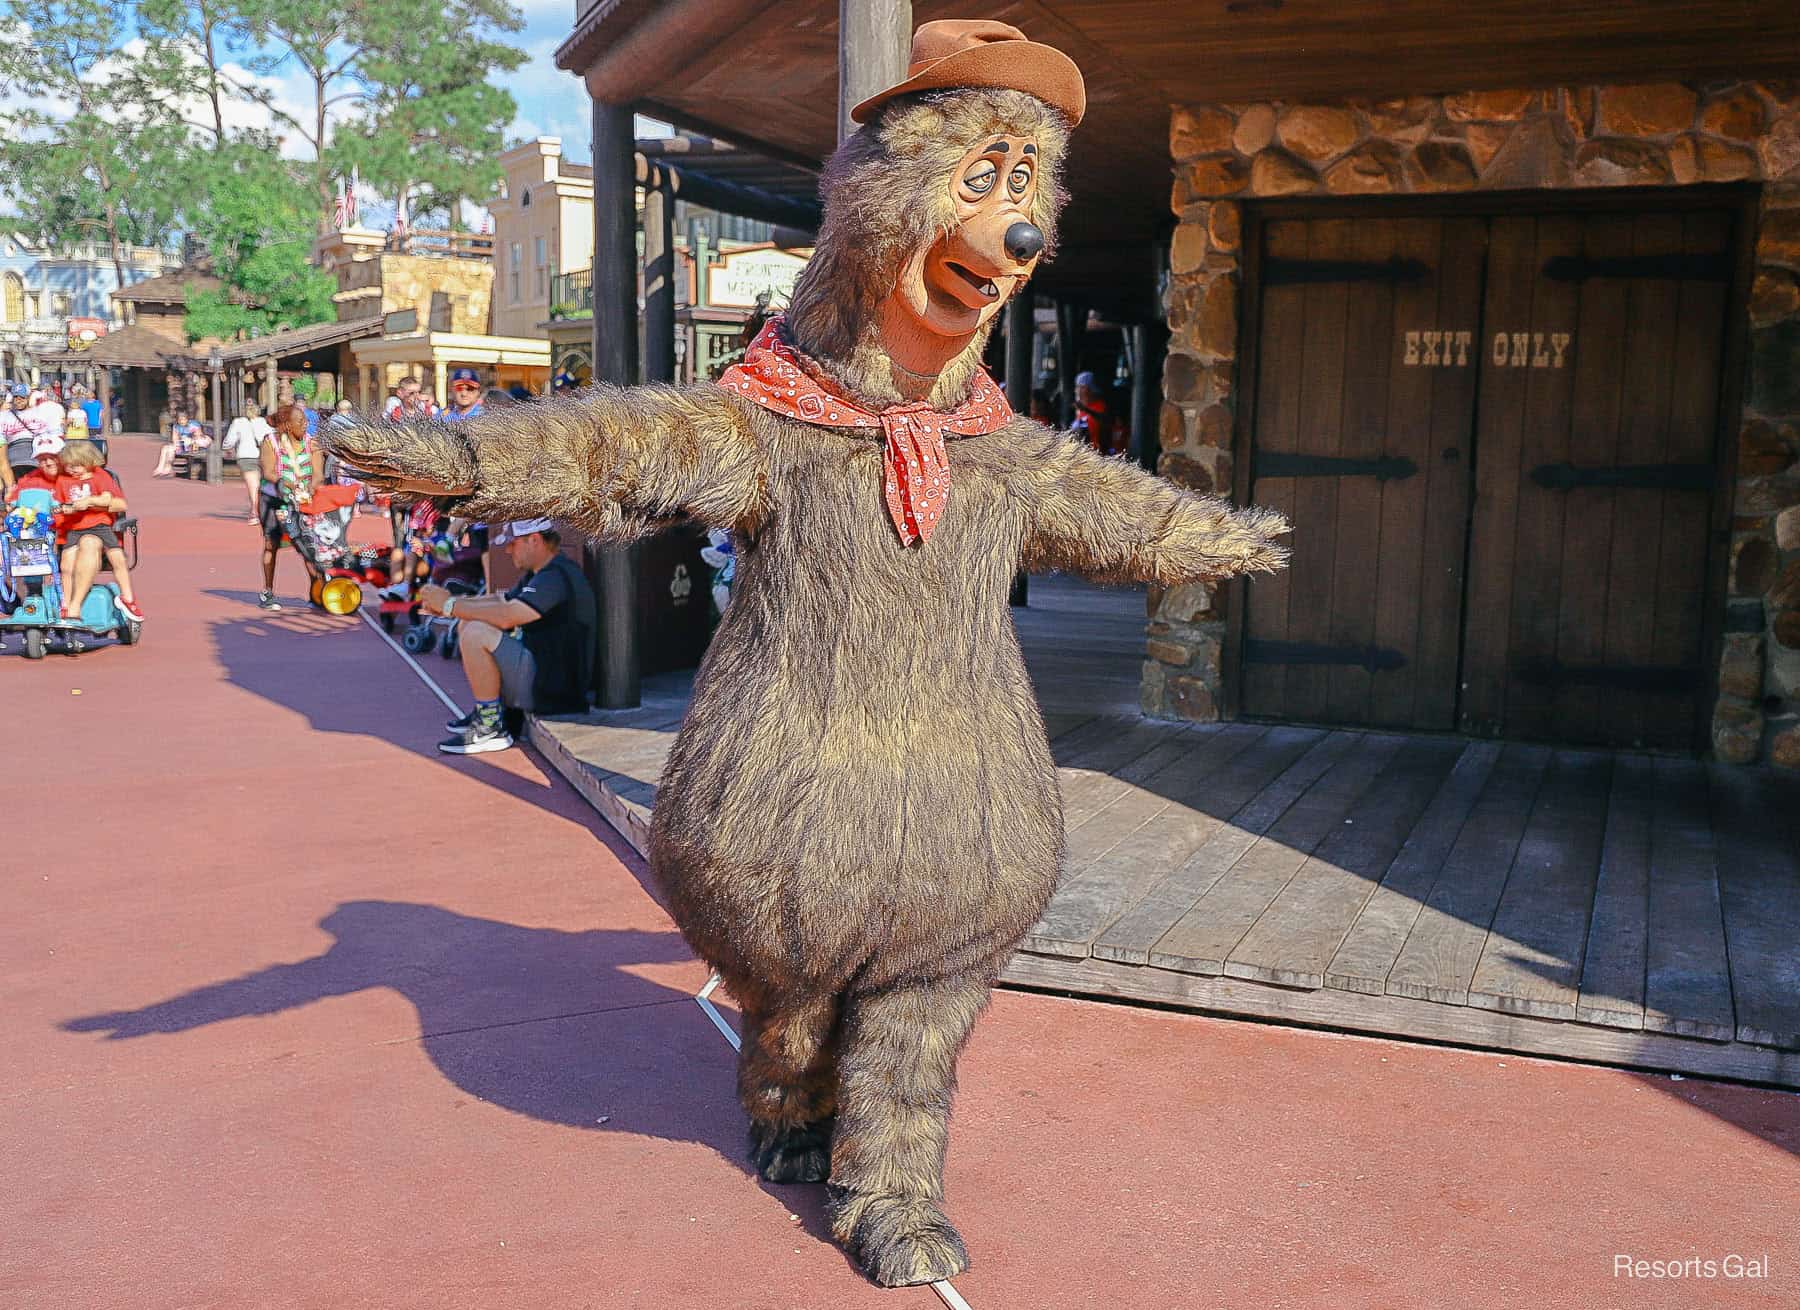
[1236,195,1743,751]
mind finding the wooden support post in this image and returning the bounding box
[838,0,912,144]
[1054,298,1086,430]
[643,173,675,385]
[1130,322,1162,473]
[97,370,112,437]
[591,97,642,709]
[1005,293,1034,608]
[207,367,224,483]
[432,359,448,408]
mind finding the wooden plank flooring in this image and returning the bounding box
[529,574,1800,1087]
[1466,750,1612,1021]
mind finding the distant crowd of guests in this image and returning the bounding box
[1,382,105,480]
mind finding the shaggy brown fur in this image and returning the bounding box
[328,88,1287,1289]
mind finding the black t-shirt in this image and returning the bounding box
[506,553,597,714]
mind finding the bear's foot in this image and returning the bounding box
[827,1188,970,1288]
[749,1117,833,1184]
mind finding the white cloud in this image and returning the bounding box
[497,29,590,161]
[141,39,358,160]
[5,32,355,162]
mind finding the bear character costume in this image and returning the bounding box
[328,19,1289,1289]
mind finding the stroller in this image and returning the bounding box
[1,487,141,658]
[397,514,488,659]
[273,484,389,615]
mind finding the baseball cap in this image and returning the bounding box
[6,382,29,398]
[449,366,480,385]
[494,517,555,544]
[32,433,66,457]
[1074,370,1096,390]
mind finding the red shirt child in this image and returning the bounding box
[54,466,125,540]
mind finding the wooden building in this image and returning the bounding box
[37,264,224,432]
[554,2,1800,768]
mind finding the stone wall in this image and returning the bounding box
[378,255,495,336]
[1150,79,1800,767]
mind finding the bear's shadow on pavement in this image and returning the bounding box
[59,898,844,1254]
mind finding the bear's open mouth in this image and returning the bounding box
[944,261,1000,300]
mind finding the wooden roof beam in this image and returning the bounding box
[634,155,820,233]
[566,0,778,104]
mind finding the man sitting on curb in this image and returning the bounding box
[416,518,597,755]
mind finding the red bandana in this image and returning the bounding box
[716,316,1013,545]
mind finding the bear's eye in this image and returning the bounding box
[962,161,997,195]
[1008,163,1032,196]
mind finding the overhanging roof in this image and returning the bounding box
[350,331,552,367]
[37,322,186,369]
[553,0,1800,317]
[113,264,221,305]
[217,316,385,364]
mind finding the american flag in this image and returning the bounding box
[332,170,361,229]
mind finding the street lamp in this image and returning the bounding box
[206,344,225,484]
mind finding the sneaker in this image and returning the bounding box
[258,591,283,611]
[438,723,514,755]
[445,708,478,731]
[379,581,411,602]
[116,596,145,623]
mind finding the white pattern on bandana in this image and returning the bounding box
[716,316,1013,546]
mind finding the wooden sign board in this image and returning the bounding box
[704,245,812,309]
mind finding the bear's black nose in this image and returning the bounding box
[1004,221,1044,262]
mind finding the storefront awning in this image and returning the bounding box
[216,316,385,365]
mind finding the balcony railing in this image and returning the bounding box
[550,267,593,319]
[386,228,495,261]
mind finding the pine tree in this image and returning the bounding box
[336,0,526,235]
[235,0,525,233]
[0,0,185,282]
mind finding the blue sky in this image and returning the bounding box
[495,0,594,163]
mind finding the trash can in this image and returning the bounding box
[635,523,716,675]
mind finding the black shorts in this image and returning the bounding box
[65,524,120,551]
[258,492,291,546]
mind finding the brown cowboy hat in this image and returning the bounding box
[849,19,1085,126]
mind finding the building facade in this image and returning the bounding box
[1,235,174,381]
[1147,82,1800,768]
[487,139,596,340]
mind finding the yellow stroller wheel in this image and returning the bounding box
[320,576,363,615]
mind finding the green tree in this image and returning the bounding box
[183,145,338,341]
[337,0,525,233]
[134,0,281,151]
[0,0,185,280]
[235,0,525,231]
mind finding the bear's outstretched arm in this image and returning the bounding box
[1017,424,1289,585]
[323,385,770,540]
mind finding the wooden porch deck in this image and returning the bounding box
[529,577,1800,1087]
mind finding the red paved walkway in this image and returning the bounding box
[5,438,1797,1309]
